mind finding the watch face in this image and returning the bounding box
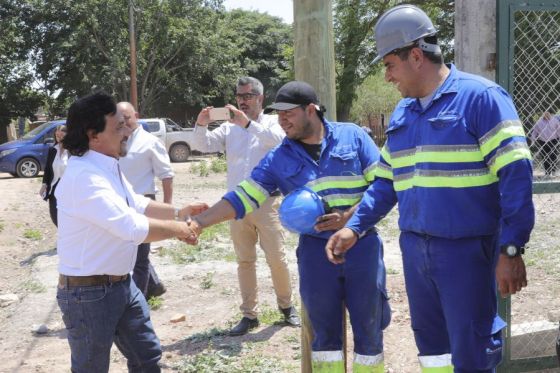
[507,246,517,256]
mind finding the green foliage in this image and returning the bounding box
[20,279,47,293]
[192,160,210,177]
[257,303,284,326]
[147,296,163,310]
[200,271,215,289]
[8,0,291,119]
[185,327,228,343]
[210,156,227,173]
[333,0,455,121]
[0,221,4,233]
[23,229,42,241]
[0,1,43,128]
[192,157,227,176]
[175,349,284,373]
[350,68,402,122]
[161,222,232,264]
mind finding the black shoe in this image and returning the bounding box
[147,282,167,298]
[280,306,301,327]
[229,317,259,336]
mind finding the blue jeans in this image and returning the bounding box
[57,276,161,372]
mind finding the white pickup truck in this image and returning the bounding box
[139,118,195,162]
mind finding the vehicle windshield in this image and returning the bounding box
[21,121,56,140]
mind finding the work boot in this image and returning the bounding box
[280,306,301,327]
[229,317,259,336]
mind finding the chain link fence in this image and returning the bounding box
[498,3,560,372]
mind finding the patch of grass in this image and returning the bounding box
[20,279,46,293]
[161,222,232,264]
[192,160,210,177]
[257,303,284,326]
[386,267,399,275]
[23,229,42,241]
[0,221,4,233]
[210,156,227,173]
[185,327,228,343]
[175,349,284,373]
[14,222,23,229]
[147,296,163,310]
[200,272,215,289]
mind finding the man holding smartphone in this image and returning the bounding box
[191,77,300,336]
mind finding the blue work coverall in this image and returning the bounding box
[347,64,535,373]
[224,120,391,372]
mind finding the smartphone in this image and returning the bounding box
[209,107,231,122]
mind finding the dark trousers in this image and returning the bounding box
[133,243,162,296]
[132,194,162,297]
[537,139,559,175]
[48,194,58,227]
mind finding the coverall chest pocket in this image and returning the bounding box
[329,149,359,174]
[427,113,463,130]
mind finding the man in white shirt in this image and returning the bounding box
[529,111,560,176]
[55,92,205,372]
[192,77,299,336]
[118,101,174,298]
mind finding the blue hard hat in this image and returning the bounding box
[279,187,326,234]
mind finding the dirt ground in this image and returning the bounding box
[0,155,558,373]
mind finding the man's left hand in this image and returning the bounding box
[225,104,250,128]
[496,255,527,297]
[314,209,349,232]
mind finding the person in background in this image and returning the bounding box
[39,124,69,226]
[118,101,174,298]
[191,76,300,336]
[55,92,206,372]
[326,5,534,373]
[529,111,560,176]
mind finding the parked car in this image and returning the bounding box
[139,118,197,162]
[0,120,64,177]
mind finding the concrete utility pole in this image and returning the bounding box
[128,0,139,110]
[294,0,337,121]
[293,2,339,372]
[455,0,497,81]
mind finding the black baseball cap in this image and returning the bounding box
[265,81,320,113]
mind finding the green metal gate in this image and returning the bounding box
[497,0,560,371]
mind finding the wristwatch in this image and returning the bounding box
[500,245,525,257]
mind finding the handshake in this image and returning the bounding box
[174,202,208,245]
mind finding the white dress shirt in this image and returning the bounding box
[119,126,174,195]
[191,112,285,191]
[55,150,150,276]
[50,143,69,189]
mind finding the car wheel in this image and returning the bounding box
[169,144,190,162]
[16,157,40,178]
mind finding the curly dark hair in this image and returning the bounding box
[63,92,117,156]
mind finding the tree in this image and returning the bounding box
[21,0,292,121]
[333,0,455,121]
[218,9,293,104]
[0,0,43,140]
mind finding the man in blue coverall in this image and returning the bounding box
[326,5,535,373]
[185,81,390,372]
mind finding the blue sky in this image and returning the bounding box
[223,0,293,24]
